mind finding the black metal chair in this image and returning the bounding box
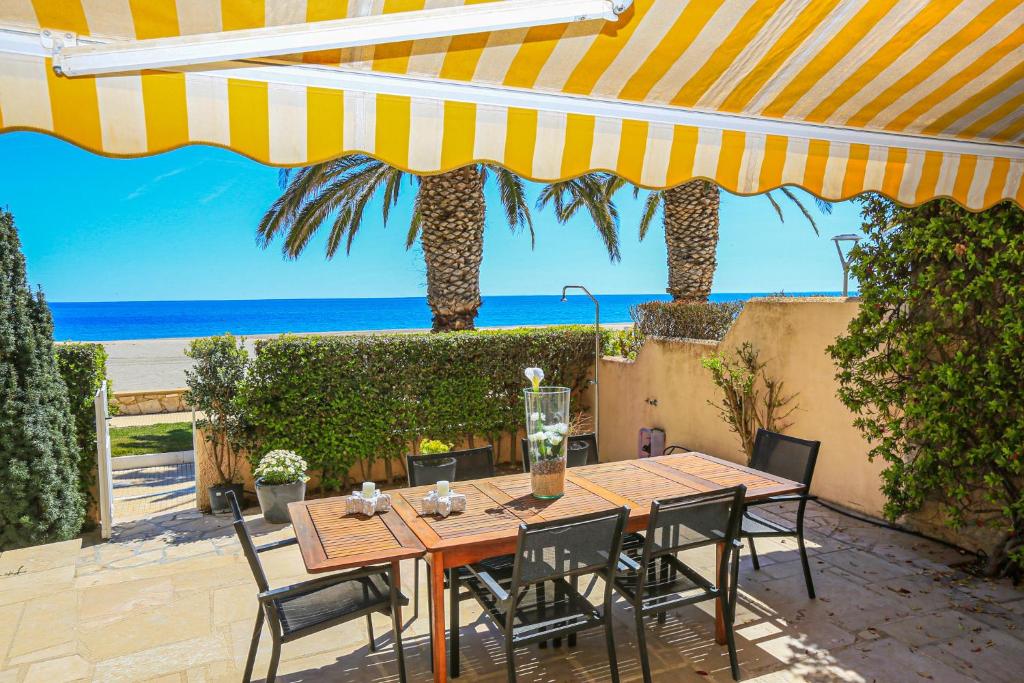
[519,432,599,471]
[226,492,408,683]
[741,428,821,599]
[457,507,630,682]
[614,486,746,683]
[661,444,691,455]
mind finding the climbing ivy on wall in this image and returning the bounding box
[239,327,596,490]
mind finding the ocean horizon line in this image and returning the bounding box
[50,292,844,342]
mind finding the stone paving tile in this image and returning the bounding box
[1,503,1022,682]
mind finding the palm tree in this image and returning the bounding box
[610,179,832,301]
[258,157,531,332]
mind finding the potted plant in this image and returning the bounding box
[410,439,457,483]
[254,450,309,524]
[523,367,570,499]
[566,412,593,468]
[184,334,254,515]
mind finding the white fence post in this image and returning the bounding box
[94,381,114,539]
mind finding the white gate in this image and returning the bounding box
[94,380,114,539]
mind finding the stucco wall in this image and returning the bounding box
[597,297,888,517]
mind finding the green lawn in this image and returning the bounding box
[110,421,193,457]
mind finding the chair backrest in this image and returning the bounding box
[227,491,270,592]
[509,507,628,591]
[749,429,820,487]
[640,486,746,590]
[452,445,495,481]
[406,454,457,487]
[661,444,690,456]
[520,435,597,472]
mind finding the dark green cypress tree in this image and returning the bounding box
[0,209,83,548]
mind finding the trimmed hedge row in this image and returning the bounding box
[239,327,596,490]
[55,343,110,525]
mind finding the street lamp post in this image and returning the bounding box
[560,285,600,439]
[830,234,861,297]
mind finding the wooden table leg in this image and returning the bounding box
[715,541,727,645]
[391,559,404,628]
[430,552,448,683]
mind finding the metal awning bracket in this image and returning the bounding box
[40,28,76,64]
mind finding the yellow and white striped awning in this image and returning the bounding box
[1,0,1022,210]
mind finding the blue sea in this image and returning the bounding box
[49,293,839,341]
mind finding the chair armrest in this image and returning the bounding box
[732,539,743,549]
[746,493,814,506]
[256,537,298,553]
[465,566,510,603]
[616,553,641,573]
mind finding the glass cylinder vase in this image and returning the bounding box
[523,386,571,499]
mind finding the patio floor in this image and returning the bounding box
[1,501,1022,682]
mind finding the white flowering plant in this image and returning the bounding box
[523,367,570,463]
[254,450,310,486]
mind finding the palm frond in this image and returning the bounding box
[638,191,662,240]
[813,196,834,215]
[778,187,821,236]
[258,155,409,259]
[537,173,621,262]
[765,192,785,223]
[486,164,535,247]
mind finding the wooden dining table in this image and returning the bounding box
[291,452,804,683]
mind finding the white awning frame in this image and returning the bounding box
[53,0,629,77]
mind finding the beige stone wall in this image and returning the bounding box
[113,389,188,415]
[597,297,889,517]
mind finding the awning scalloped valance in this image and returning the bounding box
[1,0,1022,211]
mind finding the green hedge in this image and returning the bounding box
[55,343,110,524]
[240,327,596,490]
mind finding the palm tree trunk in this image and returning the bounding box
[662,181,720,302]
[417,167,486,331]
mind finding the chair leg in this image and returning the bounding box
[722,595,740,681]
[747,536,760,570]
[797,508,816,599]
[568,575,578,648]
[414,558,420,621]
[449,568,460,678]
[266,634,281,683]
[504,639,518,683]
[242,608,264,683]
[391,572,409,683]
[536,582,547,649]
[604,609,620,683]
[426,570,434,672]
[635,612,653,683]
[657,557,668,625]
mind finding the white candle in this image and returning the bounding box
[436,480,450,498]
[362,481,375,499]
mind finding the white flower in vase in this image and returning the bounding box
[524,367,545,391]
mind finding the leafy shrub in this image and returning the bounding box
[1,210,83,549]
[630,300,742,341]
[239,327,595,490]
[184,334,253,485]
[55,343,110,525]
[829,197,1024,577]
[702,342,797,462]
[419,439,452,455]
[602,326,645,360]
[253,450,308,486]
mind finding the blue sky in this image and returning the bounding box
[2,131,862,302]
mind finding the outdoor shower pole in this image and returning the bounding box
[560,285,599,440]
[831,234,861,297]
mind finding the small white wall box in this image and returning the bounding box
[638,428,665,458]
